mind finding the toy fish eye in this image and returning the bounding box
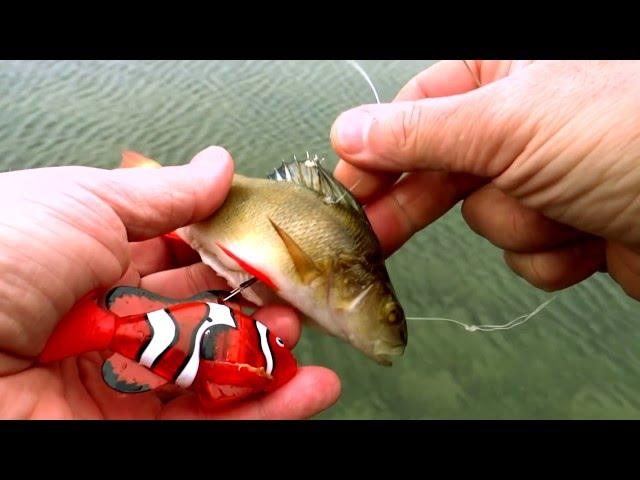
[275,337,285,348]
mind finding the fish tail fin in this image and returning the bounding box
[39,289,116,363]
[118,152,194,258]
[120,150,163,169]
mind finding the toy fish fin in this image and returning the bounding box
[120,150,163,169]
[267,218,321,284]
[102,353,168,394]
[104,286,228,317]
[39,289,116,363]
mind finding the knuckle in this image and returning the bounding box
[504,251,559,292]
[461,197,481,233]
[388,189,420,238]
[384,104,423,158]
[526,255,560,292]
[184,264,201,294]
[506,207,529,249]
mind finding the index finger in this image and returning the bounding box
[365,171,483,256]
[333,61,482,204]
[394,60,481,101]
[130,234,201,277]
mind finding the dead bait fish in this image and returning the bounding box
[121,151,408,365]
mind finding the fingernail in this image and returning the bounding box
[333,109,373,154]
[190,146,232,167]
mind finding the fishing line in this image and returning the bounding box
[407,297,556,332]
[462,60,482,88]
[346,60,381,104]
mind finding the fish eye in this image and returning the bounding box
[384,303,402,324]
[275,337,285,347]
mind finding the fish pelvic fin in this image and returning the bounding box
[268,217,321,285]
[120,150,162,169]
[266,155,366,216]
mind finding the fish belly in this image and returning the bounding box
[177,224,289,307]
[177,224,342,339]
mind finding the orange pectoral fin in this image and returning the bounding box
[216,243,278,291]
[162,231,201,266]
[120,150,162,169]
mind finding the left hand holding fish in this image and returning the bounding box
[0,146,340,419]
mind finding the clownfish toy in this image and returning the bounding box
[39,286,298,409]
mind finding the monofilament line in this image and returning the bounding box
[462,60,482,88]
[407,297,556,332]
[346,60,381,104]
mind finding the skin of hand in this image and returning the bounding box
[330,60,640,300]
[0,146,340,419]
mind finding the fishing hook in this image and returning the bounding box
[223,277,259,301]
[462,60,482,88]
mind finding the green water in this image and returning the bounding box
[2,60,639,419]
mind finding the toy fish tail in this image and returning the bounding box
[39,289,116,363]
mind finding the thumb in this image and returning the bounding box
[83,146,234,241]
[330,77,536,178]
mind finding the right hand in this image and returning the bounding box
[330,60,640,300]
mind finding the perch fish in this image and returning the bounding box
[122,151,408,365]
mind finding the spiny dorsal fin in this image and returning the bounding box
[266,154,365,215]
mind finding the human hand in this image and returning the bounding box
[0,146,340,419]
[331,60,640,300]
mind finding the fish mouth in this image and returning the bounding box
[372,340,406,366]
